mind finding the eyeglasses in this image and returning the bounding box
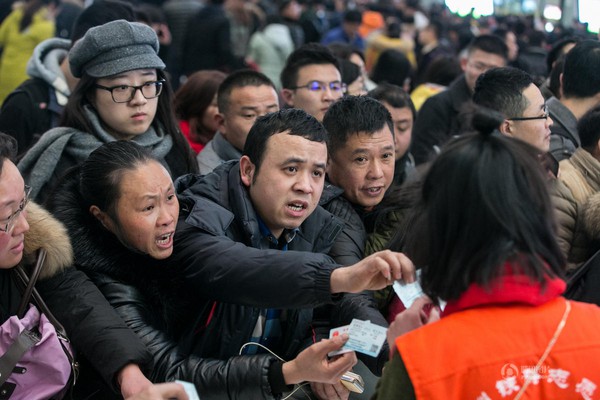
[0,185,31,233]
[291,80,347,94]
[508,106,550,121]
[95,80,165,103]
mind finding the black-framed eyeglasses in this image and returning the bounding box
[0,185,31,233]
[508,106,550,121]
[290,80,347,94]
[95,80,165,103]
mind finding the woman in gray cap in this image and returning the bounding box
[18,19,198,203]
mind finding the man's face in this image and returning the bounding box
[505,31,519,61]
[240,133,327,238]
[282,64,343,122]
[506,84,553,152]
[327,128,395,211]
[462,49,507,92]
[382,102,413,160]
[418,26,434,46]
[343,21,361,38]
[219,85,280,152]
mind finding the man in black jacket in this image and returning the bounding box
[181,0,246,75]
[547,40,600,162]
[411,34,507,164]
[172,108,414,399]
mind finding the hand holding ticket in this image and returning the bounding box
[328,319,387,358]
[393,270,446,310]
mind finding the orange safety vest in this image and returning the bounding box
[396,298,600,399]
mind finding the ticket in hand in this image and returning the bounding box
[393,270,446,311]
[392,270,424,309]
[328,319,387,358]
[175,380,200,400]
[328,324,352,356]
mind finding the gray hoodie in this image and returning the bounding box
[26,37,72,107]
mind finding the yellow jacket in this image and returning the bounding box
[0,6,55,104]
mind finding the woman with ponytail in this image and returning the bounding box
[0,0,56,104]
[374,108,600,399]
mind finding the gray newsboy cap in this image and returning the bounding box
[69,19,165,78]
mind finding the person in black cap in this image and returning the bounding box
[18,19,197,203]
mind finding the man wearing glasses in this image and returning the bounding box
[280,43,346,122]
[473,66,553,152]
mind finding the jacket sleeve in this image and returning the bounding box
[0,89,37,152]
[172,221,338,309]
[93,276,281,400]
[36,267,154,393]
[323,197,365,267]
[320,199,390,375]
[372,352,416,400]
[550,179,578,268]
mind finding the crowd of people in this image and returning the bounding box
[1,0,600,399]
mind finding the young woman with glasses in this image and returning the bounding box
[18,20,197,203]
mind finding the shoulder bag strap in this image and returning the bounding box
[13,249,67,337]
[15,249,46,318]
[0,329,41,386]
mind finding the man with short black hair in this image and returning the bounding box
[280,43,345,122]
[173,108,413,399]
[411,34,508,164]
[197,69,279,174]
[473,67,553,152]
[547,40,600,161]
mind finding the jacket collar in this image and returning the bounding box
[212,132,242,163]
[547,96,580,146]
[177,162,343,253]
[442,260,566,317]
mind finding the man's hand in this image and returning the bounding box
[330,250,416,293]
[387,296,440,355]
[125,383,189,400]
[118,363,153,399]
[310,381,350,400]
[282,335,357,385]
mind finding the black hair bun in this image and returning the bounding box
[471,106,505,137]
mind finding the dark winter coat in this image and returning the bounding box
[172,162,346,363]
[181,4,246,75]
[49,174,283,400]
[2,202,152,398]
[411,75,472,164]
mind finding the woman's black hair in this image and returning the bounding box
[0,132,17,175]
[413,107,565,301]
[60,70,198,174]
[79,141,157,217]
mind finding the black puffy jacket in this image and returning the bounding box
[50,174,282,400]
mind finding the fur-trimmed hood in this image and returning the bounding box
[582,192,600,240]
[21,201,73,279]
